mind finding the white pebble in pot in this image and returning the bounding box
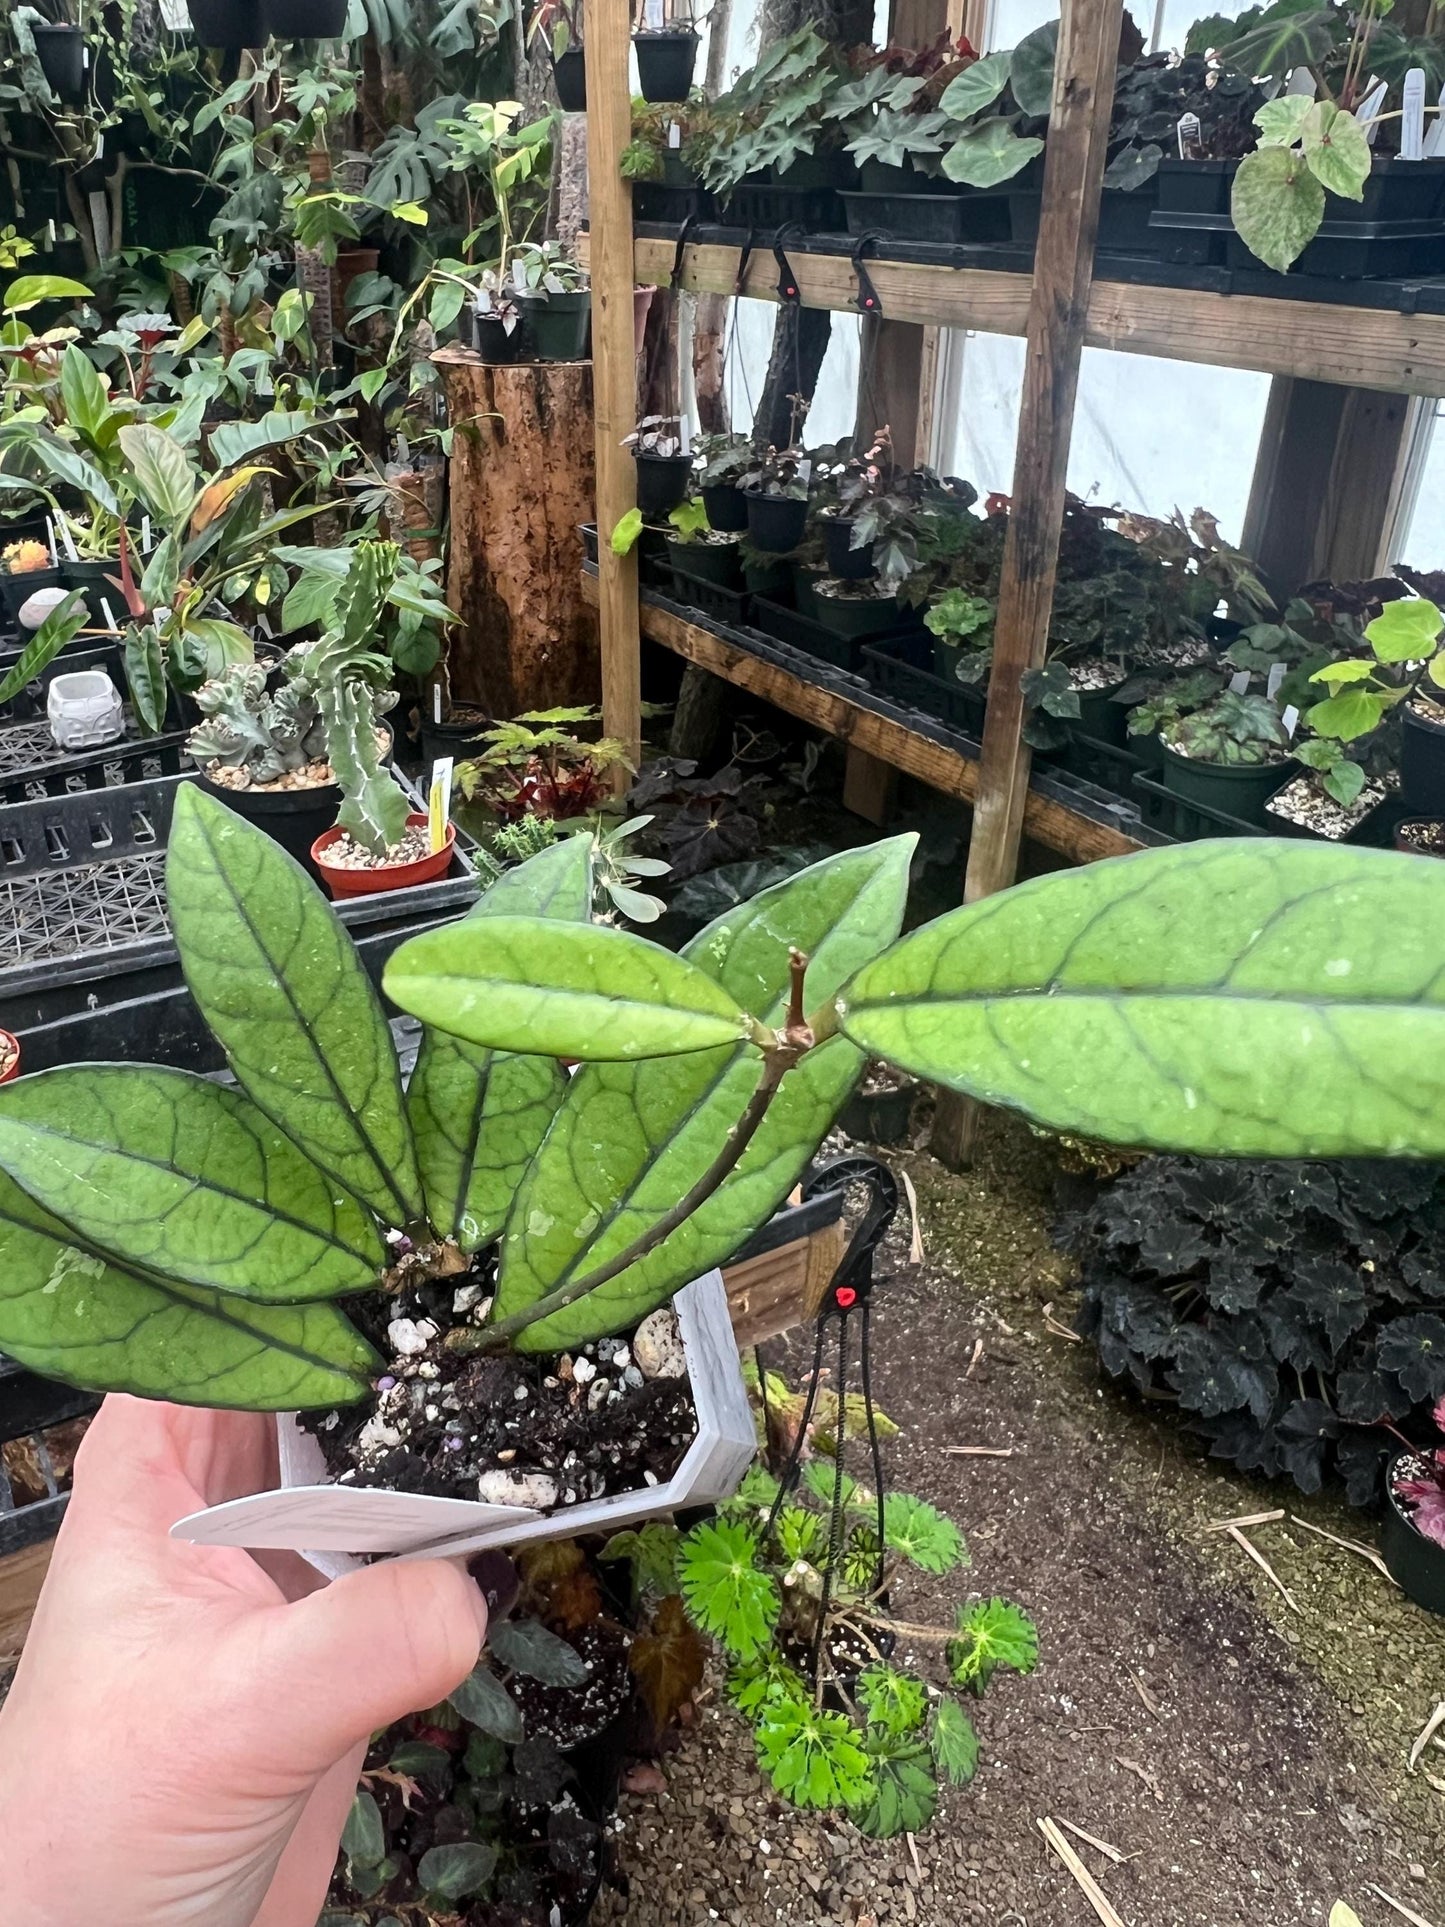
[634,1307,686,1380]
[386,1316,437,1357]
[476,1469,559,1508]
[571,1355,597,1385]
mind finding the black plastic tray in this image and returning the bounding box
[1155,209,1445,280]
[862,636,985,734]
[722,180,841,232]
[670,564,750,627]
[0,1357,97,1558]
[1131,769,1271,841]
[0,771,482,1023]
[751,596,922,677]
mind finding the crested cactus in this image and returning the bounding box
[187,661,328,784]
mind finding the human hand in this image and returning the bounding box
[0,1395,487,1927]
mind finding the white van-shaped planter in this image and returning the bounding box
[172,1269,754,1576]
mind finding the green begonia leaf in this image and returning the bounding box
[1305,689,1389,740]
[835,840,1445,1159]
[0,1170,377,1408]
[167,785,422,1227]
[0,1066,383,1298]
[1367,596,1442,662]
[938,51,1011,122]
[385,916,752,1061]
[496,839,915,1352]
[941,119,1043,187]
[1008,18,1057,117]
[1301,100,1370,201]
[1230,145,1325,273]
[1254,94,1313,147]
[409,840,591,1247]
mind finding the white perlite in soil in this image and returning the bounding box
[323,825,432,870]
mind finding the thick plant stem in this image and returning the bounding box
[481,1039,804,1349]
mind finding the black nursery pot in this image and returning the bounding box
[664,534,742,589]
[61,557,122,629]
[1381,1456,1445,1616]
[187,0,265,46]
[701,482,748,532]
[633,451,692,518]
[553,45,587,112]
[633,28,698,103]
[840,1079,916,1146]
[518,289,592,361]
[743,488,808,554]
[264,0,350,34]
[823,516,876,581]
[32,24,85,102]
[0,567,62,630]
[1402,699,1445,817]
[472,311,527,365]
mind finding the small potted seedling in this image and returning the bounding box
[470,272,528,365]
[740,446,810,553]
[694,431,755,532]
[632,0,699,104]
[1159,689,1293,825]
[812,575,904,643]
[1300,596,1445,822]
[664,497,744,592]
[925,587,994,686]
[1381,1396,1445,1616]
[624,417,692,518]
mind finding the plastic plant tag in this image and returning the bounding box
[1176,112,1202,160]
[428,758,453,854]
[1282,704,1300,738]
[170,1270,755,1570]
[1229,669,1252,695]
[1354,77,1388,141]
[1403,69,1426,160]
[1286,66,1317,97]
[99,595,119,634]
[1266,661,1288,701]
[1427,90,1445,160]
[643,0,664,26]
[668,119,681,149]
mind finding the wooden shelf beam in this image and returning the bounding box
[580,575,1143,864]
[594,234,1445,398]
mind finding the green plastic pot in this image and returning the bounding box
[665,534,742,589]
[744,556,791,599]
[813,584,903,642]
[518,289,592,362]
[1072,679,1129,746]
[1159,740,1292,826]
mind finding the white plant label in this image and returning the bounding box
[1266,661,1288,700]
[667,120,681,149]
[1285,66,1318,98]
[1354,77,1387,144]
[1282,704,1300,739]
[141,514,152,553]
[158,0,190,27]
[99,596,118,633]
[679,414,691,454]
[643,0,664,26]
[1229,669,1252,695]
[433,681,443,725]
[428,758,453,855]
[1426,89,1445,159]
[1175,112,1202,160]
[1403,69,1426,161]
[44,515,58,566]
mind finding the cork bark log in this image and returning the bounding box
[433,347,600,716]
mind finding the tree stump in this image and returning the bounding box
[433,347,599,717]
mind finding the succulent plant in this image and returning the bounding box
[187,661,327,783]
[3,539,50,575]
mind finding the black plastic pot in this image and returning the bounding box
[553,45,587,111]
[792,562,827,620]
[1071,679,1128,748]
[665,534,742,589]
[61,557,122,629]
[823,516,875,581]
[0,565,64,630]
[839,1078,916,1145]
[1381,1455,1445,1615]
[189,767,342,876]
[1393,817,1445,857]
[1401,699,1445,817]
[472,311,527,364]
[743,555,791,599]
[517,289,591,361]
[634,451,692,518]
[701,482,748,532]
[1011,175,1160,257]
[187,0,264,47]
[1159,741,1292,827]
[813,584,904,642]
[264,0,348,33]
[419,711,489,768]
[1151,157,1233,265]
[32,23,85,102]
[744,488,808,554]
[633,28,698,103]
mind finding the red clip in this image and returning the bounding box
[835,1285,857,1308]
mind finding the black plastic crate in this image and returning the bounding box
[1132,770,1270,841]
[0,717,190,805]
[0,1358,97,1558]
[751,597,926,677]
[841,189,979,245]
[669,564,750,627]
[861,636,985,735]
[0,771,482,1020]
[1059,729,1153,796]
[723,180,842,232]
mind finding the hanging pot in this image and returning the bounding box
[31,23,85,102]
[263,0,349,34]
[633,28,699,103]
[553,45,587,112]
[187,0,265,47]
[743,488,808,554]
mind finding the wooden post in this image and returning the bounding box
[433,350,599,715]
[932,0,1123,1169]
[585,0,642,766]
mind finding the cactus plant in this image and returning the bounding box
[187,663,327,783]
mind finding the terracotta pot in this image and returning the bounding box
[0,1028,18,1085]
[311,812,456,898]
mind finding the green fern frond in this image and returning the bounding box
[678,1519,780,1664]
[947,1598,1039,1694]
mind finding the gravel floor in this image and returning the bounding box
[596,1118,1445,1927]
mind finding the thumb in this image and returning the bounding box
[256,1557,487,1768]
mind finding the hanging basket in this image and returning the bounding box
[187,0,265,47]
[31,23,85,101]
[264,0,349,34]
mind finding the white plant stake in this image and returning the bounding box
[1403,68,1426,161]
[1354,76,1388,144]
[1426,89,1445,159]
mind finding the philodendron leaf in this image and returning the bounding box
[385,916,752,1061]
[0,1170,377,1408]
[835,840,1445,1160]
[495,838,915,1352]
[1230,145,1325,273]
[410,839,590,1246]
[0,1066,383,1299]
[167,785,422,1227]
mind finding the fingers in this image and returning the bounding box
[255,1558,487,1769]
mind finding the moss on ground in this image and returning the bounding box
[895,1113,1445,1857]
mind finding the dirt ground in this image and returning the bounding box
[595,1117,1445,1927]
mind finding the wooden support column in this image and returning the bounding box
[585,0,642,765]
[932,0,1123,1169]
[1241,378,1419,595]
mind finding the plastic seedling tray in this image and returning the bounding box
[172,1267,755,1575]
[1059,729,1153,796]
[841,190,976,245]
[0,714,190,804]
[669,564,751,626]
[724,180,842,232]
[0,1357,98,1557]
[1131,769,1271,841]
[861,636,984,734]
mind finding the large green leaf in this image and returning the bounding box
[1218,5,1340,83]
[1230,145,1325,272]
[117,423,198,525]
[384,917,752,1061]
[0,1066,383,1299]
[1008,18,1057,117]
[59,343,112,447]
[167,784,422,1227]
[496,838,915,1352]
[1301,101,1369,201]
[941,119,1044,188]
[0,591,87,706]
[0,1171,377,1408]
[938,51,1011,122]
[834,839,1445,1160]
[408,839,592,1247]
